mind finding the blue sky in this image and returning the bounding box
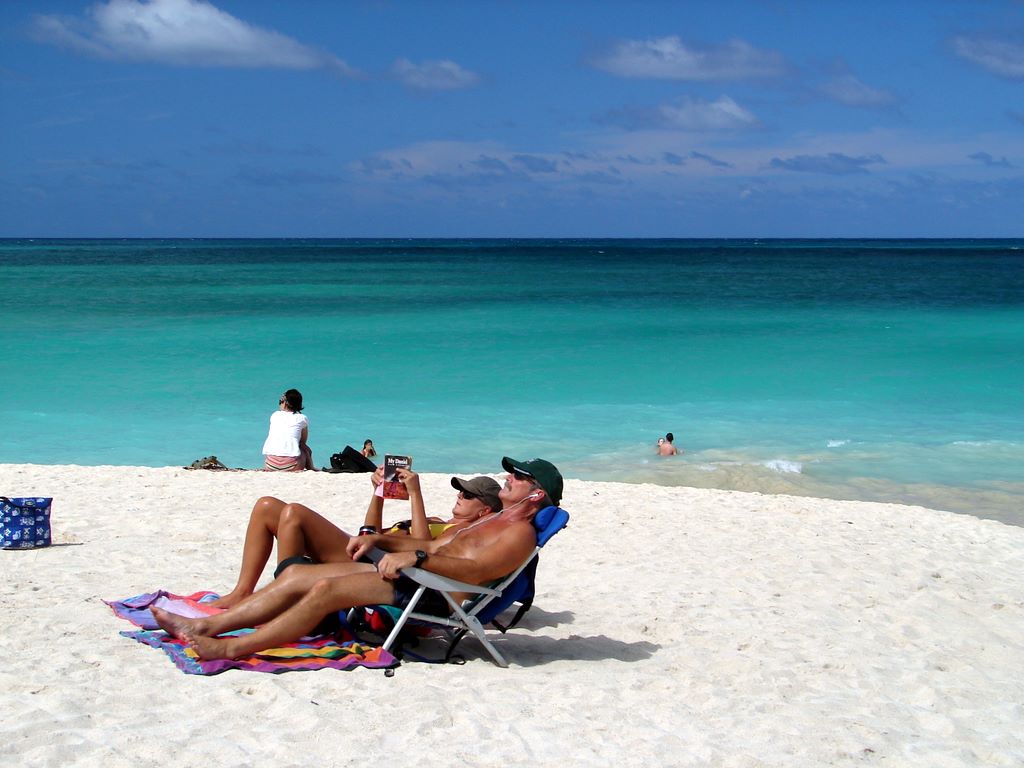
[1,0,1022,237]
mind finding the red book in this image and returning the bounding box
[382,454,412,500]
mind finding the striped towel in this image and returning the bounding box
[106,590,397,675]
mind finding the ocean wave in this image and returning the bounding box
[826,439,849,448]
[760,459,803,474]
[950,440,1020,448]
[695,459,805,474]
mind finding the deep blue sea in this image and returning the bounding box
[2,238,1022,525]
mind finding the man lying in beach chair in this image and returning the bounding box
[356,495,569,667]
[210,467,502,609]
[151,457,564,663]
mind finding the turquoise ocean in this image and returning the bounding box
[2,239,1022,526]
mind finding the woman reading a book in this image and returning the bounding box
[208,468,502,609]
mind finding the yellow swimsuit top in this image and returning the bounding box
[385,520,456,538]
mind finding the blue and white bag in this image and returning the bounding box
[1,497,52,549]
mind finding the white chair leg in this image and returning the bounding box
[381,585,426,655]
[447,596,509,667]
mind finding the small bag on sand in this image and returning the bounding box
[325,446,377,474]
[1,497,52,549]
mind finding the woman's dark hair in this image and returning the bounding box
[363,439,377,457]
[666,432,674,442]
[282,389,304,413]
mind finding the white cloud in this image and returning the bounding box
[599,95,758,132]
[818,74,897,109]
[952,34,1024,79]
[391,58,480,91]
[32,0,357,75]
[592,36,787,81]
[658,95,758,131]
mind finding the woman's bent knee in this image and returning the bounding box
[279,502,315,526]
[251,497,286,530]
[254,496,285,518]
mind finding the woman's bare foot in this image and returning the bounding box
[206,590,249,610]
[151,606,209,639]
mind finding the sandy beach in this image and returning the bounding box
[1,463,1022,767]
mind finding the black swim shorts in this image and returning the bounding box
[391,573,451,615]
[273,554,315,579]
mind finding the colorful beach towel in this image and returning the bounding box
[106,590,397,675]
[106,589,224,629]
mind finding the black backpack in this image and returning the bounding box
[326,445,377,473]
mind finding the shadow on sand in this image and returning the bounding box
[473,606,661,666]
[503,634,661,667]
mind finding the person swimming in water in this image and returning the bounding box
[658,432,680,456]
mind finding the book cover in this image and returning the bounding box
[382,454,412,500]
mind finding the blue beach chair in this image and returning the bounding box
[370,505,570,667]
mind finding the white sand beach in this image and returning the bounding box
[2,463,1022,767]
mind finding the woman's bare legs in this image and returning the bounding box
[209,497,354,609]
[209,496,285,608]
[276,502,352,564]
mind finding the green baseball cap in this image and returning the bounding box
[501,456,563,506]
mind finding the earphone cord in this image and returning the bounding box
[447,492,539,540]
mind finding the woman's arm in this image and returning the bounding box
[361,467,385,531]
[399,469,432,541]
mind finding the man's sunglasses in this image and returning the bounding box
[459,490,479,501]
[512,470,534,482]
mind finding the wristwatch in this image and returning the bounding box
[413,550,428,568]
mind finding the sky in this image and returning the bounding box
[1,0,1023,238]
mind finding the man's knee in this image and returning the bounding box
[304,575,384,612]
[276,563,306,585]
[304,577,344,610]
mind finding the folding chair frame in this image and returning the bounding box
[376,506,569,667]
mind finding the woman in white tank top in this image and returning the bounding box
[261,389,314,471]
